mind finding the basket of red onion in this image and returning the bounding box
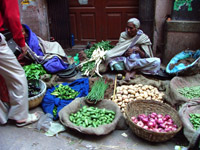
[125,100,182,142]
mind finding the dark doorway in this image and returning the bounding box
[47,0,71,48]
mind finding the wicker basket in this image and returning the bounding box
[28,79,47,109]
[125,100,182,142]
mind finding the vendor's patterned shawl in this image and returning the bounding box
[105,30,153,62]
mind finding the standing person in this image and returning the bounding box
[0,0,40,126]
[105,18,161,81]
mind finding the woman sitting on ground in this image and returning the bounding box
[105,18,161,80]
[17,24,69,73]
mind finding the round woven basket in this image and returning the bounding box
[28,79,47,109]
[125,100,182,142]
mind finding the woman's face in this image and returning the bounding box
[22,27,28,38]
[126,22,137,37]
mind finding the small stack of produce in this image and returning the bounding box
[189,113,200,130]
[86,78,108,104]
[84,40,114,59]
[69,105,115,127]
[51,84,79,100]
[80,41,114,77]
[112,84,164,113]
[131,113,178,133]
[178,85,200,99]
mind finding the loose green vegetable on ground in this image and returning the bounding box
[178,86,200,99]
[189,113,200,130]
[69,106,115,127]
[51,84,79,100]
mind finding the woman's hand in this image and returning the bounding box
[21,46,28,55]
[18,45,28,60]
[124,46,146,58]
[134,47,145,58]
[124,48,134,57]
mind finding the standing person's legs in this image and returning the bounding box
[0,33,28,123]
[0,101,9,124]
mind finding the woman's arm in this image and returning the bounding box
[124,45,146,58]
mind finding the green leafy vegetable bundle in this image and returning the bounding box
[84,40,114,59]
[51,84,79,100]
[23,63,47,80]
[80,61,95,74]
[86,78,108,103]
[70,105,115,127]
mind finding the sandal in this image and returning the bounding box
[16,112,40,127]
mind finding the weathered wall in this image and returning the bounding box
[163,20,200,65]
[18,0,49,40]
[153,0,173,59]
[18,0,173,55]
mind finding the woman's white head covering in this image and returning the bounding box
[127,18,140,29]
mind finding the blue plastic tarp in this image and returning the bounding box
[166,50,200,74]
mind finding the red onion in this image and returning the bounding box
[157,118,164,124]
[159,128,166,132]
[152,128,159,132]
[137,121,144,128]
[131,116,136,121]
[159,123,166,129]
[165,121,173,126]
[137,114,147,121]
[168,118,173,123]
[147,121,155,128]
[164,128,172,132]
[151,112,157,116]
[149,118,155,121]
[143,125,149,130]
[164,114,171,120]
[131,113,178,133]
[141,117,149,124]
[132,119,138,124]
[171,127,177,131]
[157,114,163,118]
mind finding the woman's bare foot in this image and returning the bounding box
[130,71,136,79]
[125,72,131,81]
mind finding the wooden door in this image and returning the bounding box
[69,0,139,45]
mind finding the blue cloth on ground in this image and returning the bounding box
[41,78,89,120]
[166,50,200,74]
[43,56,68,74]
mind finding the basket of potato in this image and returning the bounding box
[111,84,164,113]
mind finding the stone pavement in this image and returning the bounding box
[0,41,189,150]
[0,107,188,150]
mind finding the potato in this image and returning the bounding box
[123,90,128,95]
[118,102,122,106]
